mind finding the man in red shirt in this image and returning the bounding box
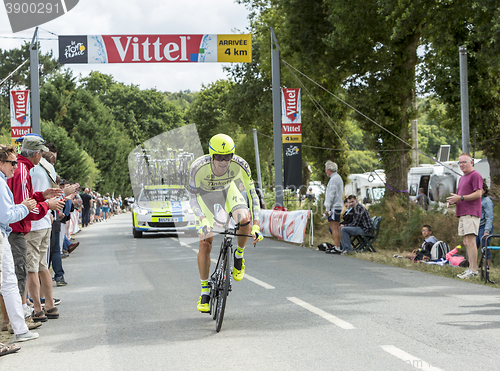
[7,136,63,315]
[447,153,483,279]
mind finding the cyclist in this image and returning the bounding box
[188,134,263,313]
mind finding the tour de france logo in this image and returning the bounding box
[3,0,79,33]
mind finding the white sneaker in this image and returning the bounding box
[23,306,34,319]
[457,269,478,279]
[9,330,39,344]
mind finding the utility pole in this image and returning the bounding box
[459,46,470,154]
[271,27,283,206]
[252,128,263,190]
[30,27,41,135]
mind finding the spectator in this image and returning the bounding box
[0,144,39,345]
[324,160,344,254]
[37,143,75,287]
[102,193,110,220]
[80,188,92,228]
[255,185,266,210]
[7,136,63,319]
[95,193,102,221]
[446,245,469,267]
[404,224,438,259]
[415,188,430,210]
[341,197,354,225]
[476,181,494,267]
[305,187,315,201]
[446,153,483,279]
[239,182,249,207]
[336,194,373,254]
[27,140,65,321]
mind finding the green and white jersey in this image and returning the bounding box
[188,154,260,221]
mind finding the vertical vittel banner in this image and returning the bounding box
[282,88,302,190]
[10,90,31,145]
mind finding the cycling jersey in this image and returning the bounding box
[188,154,260,223]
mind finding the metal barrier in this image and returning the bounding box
[479,234,500,284]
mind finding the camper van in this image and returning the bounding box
[344,170,386,205]
[407,159,490,204]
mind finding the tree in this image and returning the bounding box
[421,0,500,184]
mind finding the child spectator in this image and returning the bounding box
[446,245,469,267]
[405,225,438,259]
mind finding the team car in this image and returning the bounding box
[132,185,196,238]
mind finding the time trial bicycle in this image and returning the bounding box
[206,210,253,332]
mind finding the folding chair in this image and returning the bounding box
[351,216,381,253]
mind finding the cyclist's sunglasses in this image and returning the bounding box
[1,160,18,166]
[213,154,233,162]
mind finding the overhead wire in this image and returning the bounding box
[281,58,462,177]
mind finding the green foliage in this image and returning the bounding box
[369,197,462,250]
[40,120,93,186]
[186,80,237,154]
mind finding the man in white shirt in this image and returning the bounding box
[323,160,344,253]
[27,142,65,321]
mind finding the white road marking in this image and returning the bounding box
[381,345,444,371]
[244,274,275,289]
[180,242,190,247]
[287,297,355,329]
[171,238,179,241]
[192,249,199,254]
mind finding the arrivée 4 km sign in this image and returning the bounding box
[58,34,252,64]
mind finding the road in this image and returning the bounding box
[3,213,499,371]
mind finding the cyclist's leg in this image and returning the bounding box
[196,194,216,312]
[226,182,251,281]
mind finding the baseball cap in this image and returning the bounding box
[15,133,44,144]
[21,135,49,152]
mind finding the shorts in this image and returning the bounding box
[328,209,342,223]
[458,215,480,236]
[196,182,249,228]
[0,232,5,285]
[25,228,51,273]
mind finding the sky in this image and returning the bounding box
[0,0,252,92]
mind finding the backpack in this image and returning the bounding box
[430,241,450,260]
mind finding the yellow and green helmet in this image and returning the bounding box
[208,134,235,157]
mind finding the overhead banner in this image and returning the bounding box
[10,90,31,145]
[260,209,310,244]
[58,34,252,64]
[282,88,302,189]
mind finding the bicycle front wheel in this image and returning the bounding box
[215,248,231,332]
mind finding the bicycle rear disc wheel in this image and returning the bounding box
[215,249,231,332]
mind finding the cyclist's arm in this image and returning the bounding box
[241,170,260,226]
[188,159,206,220]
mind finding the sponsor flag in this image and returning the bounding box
[59,34,252,64]
[10,90,31,144]
[281,88,302,189]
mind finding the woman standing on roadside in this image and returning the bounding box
[477,181,494,267]
[0,144,38,355]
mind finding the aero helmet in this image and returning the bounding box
[208,134,235,157]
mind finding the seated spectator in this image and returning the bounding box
[305,187,315,201]
[341,197,353,225]
[329,195,372,254]
[415,188,430,210]
[405,224,438,259]
[446,245,469,267]
[477,181,494,267]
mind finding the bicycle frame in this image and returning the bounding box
[208,210,252,332]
